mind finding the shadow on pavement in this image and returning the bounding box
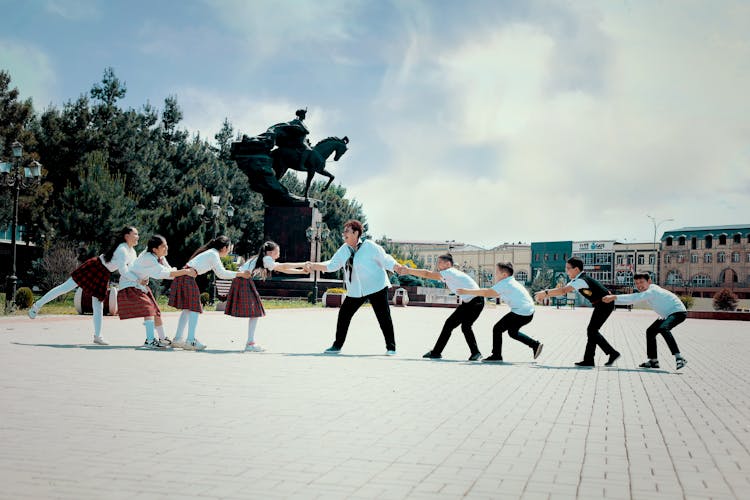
[532,364,671,373]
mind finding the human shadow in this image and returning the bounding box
[532,364,671,374]
[12,342,139,350]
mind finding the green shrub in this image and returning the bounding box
[678,295,694,310]
[15,287,34,309]
[326,288,347,294]
[713,288,738,311]
[200,292,210,306]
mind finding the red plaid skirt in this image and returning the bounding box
[71,257,111,301]
[224,278,266,318]
[168,274,203,313]
[118,287,162,320]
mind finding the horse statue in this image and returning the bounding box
[271,136,349,201]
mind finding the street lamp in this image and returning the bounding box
[306,221,330,304]
[647,215,674,285]
[445,240,456,252]
[1,142,44,313]
[195,194,234,303]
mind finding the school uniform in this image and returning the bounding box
[70,243,136,301]
[615,284,687,359]
[168,249,238,313]
[322,239,397,351]
[224,256,272,318]
[117,252,176,320]
[489,276,541,358]
[568,272,618,363]
[430,267,483,356]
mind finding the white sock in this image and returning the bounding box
[34,277,78,310]
[247,318,259,345]
[155,325,166,340]
[175,310,190,341]
[92,297,104,338]
[675,353,683,359]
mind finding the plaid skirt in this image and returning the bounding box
[71,257,111,301]
[224,278,266,318]
[117,287,162,320]
[168,274,203,313]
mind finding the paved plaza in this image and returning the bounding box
[1,304,749,499]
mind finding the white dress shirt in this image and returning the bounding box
[119,252,176,292]
[322,240,396,297]
[439,267,479,303]
[186,249,238,279]
[614,284,686,318]
[239,255,277,272]
[101,243,136,274]
[491,276,535,316]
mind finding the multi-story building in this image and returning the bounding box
[388,239,531,287]
[531,241,572,287]
[571,240,617,285]
[613,241,658,286]
[660,225,750,298]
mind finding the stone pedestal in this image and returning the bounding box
[264,205,321,264]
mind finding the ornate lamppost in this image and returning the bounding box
[1,141,43,313]
[305,221,330,304]
[195,195,234,303]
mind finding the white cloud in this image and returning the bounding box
[0,40,58,108]
[45,0,100,21]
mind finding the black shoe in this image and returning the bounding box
[468,352,482,361]
[323,346,341,354]
[482,354,503,363]
[604,352,621,366]
[423,351,442,359]
[533,343,544,360]
[676,357,687,370]
[639,360,660,368]
[574,360,595,367]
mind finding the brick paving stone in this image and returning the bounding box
[1,306,749,499]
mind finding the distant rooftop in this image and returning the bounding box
[667,224,750,232]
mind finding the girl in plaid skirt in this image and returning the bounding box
[225,241,307,352]
[118,235,197,349]
[168,236,252,351]
[28,226,139,345]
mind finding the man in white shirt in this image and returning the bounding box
[397,253,483,361]
[458,262,543,362]
[306,220,400,355]
[602,272,688,370]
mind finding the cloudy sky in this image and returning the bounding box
[2,0,749,247]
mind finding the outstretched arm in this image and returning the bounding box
[456,287,499,298]
[399,267,442,280]
[534,285,574,303]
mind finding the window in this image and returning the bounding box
[733,233,741,244]
[704,253,712,263]
[627,255,633,265]
[747,253,750,263]
[705,235,713,249]
[666,237,673,246]
[692,274,711,286]
[719,234,727,245]
[691,237,697,250]
[718,252,726,263]
[677,254,684,263]
[666,270,682,285]
[732,252,740,263]
[616,271,633,285]
[534,254,540,262]
[678,236,686,246]
[563,253,568,261]
[553,253,558,261]
[649,254,655,265]
[544,254,549,261]
[637,254,645,265]
[515,271,528,283]
[665,254,671,264]
[691,254,698,264]
[616,255,623,265]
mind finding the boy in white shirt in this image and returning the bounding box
[458,262,543,362]
[602,272,688,370]
[397,253,483,361]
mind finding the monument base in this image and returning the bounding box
[264,205,321,264]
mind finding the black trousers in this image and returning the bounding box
[334,287,396,351]
[492,312,538,357]
[583,301,617,361]
[432,296,484,355]
[645,312,686,359]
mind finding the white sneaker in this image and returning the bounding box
[140,339,164,350]
[244,343,266,352]
[93,336,109,345]
[28,306,38,319]
[385,350,397,356]
[171,339,186,349]
[183,340,206,351]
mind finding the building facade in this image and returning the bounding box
[660,225,750,298]
[531,241,573,287]
[613,241,658,286]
